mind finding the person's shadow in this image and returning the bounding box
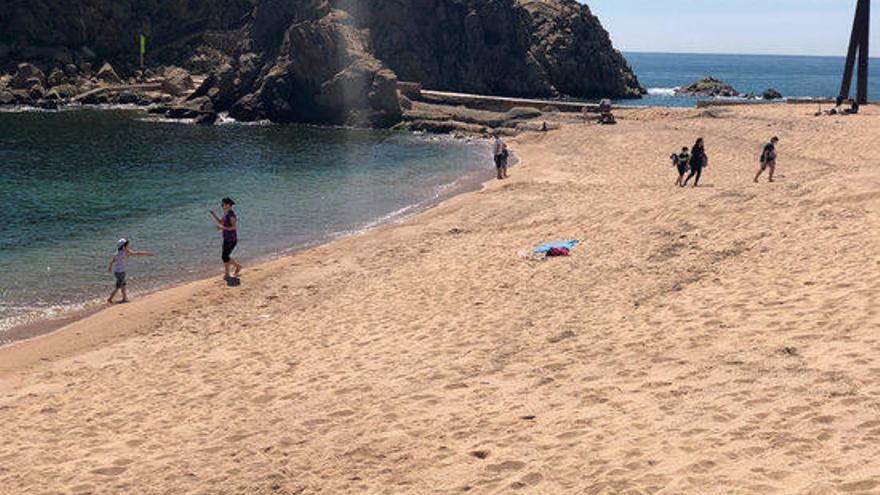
[226,277,241,287]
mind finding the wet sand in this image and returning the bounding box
[1,104,878,494]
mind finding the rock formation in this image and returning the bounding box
[1,0,643,127]
[762,88,783,100]
[676,77,740,97]
[341,0,643,99]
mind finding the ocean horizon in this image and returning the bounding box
[617,51,880,107]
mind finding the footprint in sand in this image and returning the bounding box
[487,460,526,473]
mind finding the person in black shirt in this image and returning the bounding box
[682,137,707,187]
[672,146,690,187]
[754,136,779,183]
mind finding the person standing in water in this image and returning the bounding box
[107,238,153,303]
[492,133,509,180]
[210,197,242,281]
[682,137,708,187]
[754,136,779,183]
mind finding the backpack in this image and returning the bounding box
[546,247,570,257]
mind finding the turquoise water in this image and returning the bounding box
[0,109,489,338]
[617,52,880,107]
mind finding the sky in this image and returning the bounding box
[585,0,879,57]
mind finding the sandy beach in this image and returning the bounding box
[1,104,879,494]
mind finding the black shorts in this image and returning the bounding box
[676,163,688,175]
[114,272,126,288]
[222,240,237,262]
[494,155,507,168]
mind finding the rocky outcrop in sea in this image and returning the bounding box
[676,77,740,98]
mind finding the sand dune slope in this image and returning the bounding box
[1,105,879,494]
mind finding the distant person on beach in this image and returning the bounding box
[754,136,779,183]
[493,133,509,180]
[210,197,242,282]
[672,146,690,187]
[107,238,153,304]
[682,137,708,187]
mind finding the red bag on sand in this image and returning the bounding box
[546,247,570,257]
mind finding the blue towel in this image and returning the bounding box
[532,240,580,254]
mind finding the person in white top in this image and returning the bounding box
[107,238,154,304]
[492,133,509,180]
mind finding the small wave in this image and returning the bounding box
[647,87,679,97]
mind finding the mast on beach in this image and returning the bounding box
[838,0,870,105]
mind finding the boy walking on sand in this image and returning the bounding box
[107,238,153,304]
[210,197,242,282]
[755,136,779,183]
[673,146,690,187]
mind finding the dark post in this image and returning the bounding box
[839,0,871,105]
[856,0,870,104]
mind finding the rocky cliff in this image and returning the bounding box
[1,0,643,126]
[348,0,643,99]
[0,0,253,73]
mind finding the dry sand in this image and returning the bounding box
[1,104,879,494]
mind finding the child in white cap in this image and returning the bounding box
[107,238,153,304]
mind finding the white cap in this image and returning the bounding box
[117,238,128,249]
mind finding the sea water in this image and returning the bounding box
[0,109,489,340]
[619,52,880,107]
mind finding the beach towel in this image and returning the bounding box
[532,240,579,254]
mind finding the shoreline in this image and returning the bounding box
[0,142,501,369]
[2,103,879,492]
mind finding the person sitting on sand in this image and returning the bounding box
[107,238,153,304]
[672,146,690,187]
[210,197,242,282]
[754,136,779,183]
[492,133,509,180]
[682,137,708,187]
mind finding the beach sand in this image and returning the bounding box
[1,104,878,494]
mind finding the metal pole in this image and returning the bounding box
[839,0,864,104]
[856,0,870,104]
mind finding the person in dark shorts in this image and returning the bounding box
[682,137,708,187]
[107,238,153,303]
[754,136,779,183]
[672,146,690,187]
[492,133,509,180]
[210,197,242,281]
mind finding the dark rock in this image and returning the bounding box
[79,46,97,61]
[398,94,413,111]
[11,63,45,89]
[63,63,79,76]
[762,88,783,100]
[194,112,218,125]
[96,62,122,84]
[78,62,93,76]
[166,96,213,119]
[0,89,15,105]
[81,92,110,105]
[28,84,46,100]
[10,89,32,104]
[349,0,642,99]
[161,66,195,96]
[50,84,78,98]
[216,4,402,126]
[676,77,739,97]
[0,1,252,70]
[117,91,139,104]
[47,67,66,87]
[37,99,59,110]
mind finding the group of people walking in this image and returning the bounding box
[106,197,242,304]
[672,136,779,187]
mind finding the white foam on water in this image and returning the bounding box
[647,87,679,96]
